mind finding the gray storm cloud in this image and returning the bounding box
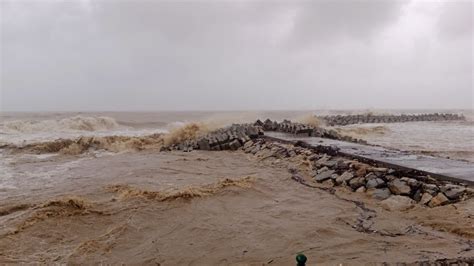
[0,0,472,111]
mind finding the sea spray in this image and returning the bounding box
[294,114,325,127]
[163,123,211,146]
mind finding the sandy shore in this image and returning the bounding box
[0,149,473,265]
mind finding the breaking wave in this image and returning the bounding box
[3,116,120,133]
[7,134,164,155]
[3,121,212,155]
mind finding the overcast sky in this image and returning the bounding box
[1,0,472,111]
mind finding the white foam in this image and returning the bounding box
[1,116,120,133]
[0,126,168,147]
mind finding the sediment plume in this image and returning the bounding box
[106,176,253,201]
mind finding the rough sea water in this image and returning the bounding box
[1,109,472,159]
[0,109,472,193]
[0,110,473,264]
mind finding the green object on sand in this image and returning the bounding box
[296,253,307,266]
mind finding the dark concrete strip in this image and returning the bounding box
[263,132,474,186]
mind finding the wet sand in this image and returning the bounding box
[0,150,473,264]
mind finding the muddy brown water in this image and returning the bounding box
[0,150,473,264]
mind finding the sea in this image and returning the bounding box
[0,109,473,193]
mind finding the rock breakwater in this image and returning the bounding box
[241,138,473,208]
[321,113,465,126]
[255,118,364,143]
[163,119,365,152]
[162,124,263,152]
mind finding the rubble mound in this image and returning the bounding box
[255,118,365,143]
[320,113,465,126]
[162,119,364,151]
[162,124,263,152]
[241,138,472,208]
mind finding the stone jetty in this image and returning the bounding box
[320,113,465,126]
[255,118,365,143]
[242,138,473,209]
[162,119,365,152]
[163,124,264,152]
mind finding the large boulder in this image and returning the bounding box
[380,196,415,211]
[243,140,253,150]
[367,188,391,200]
[419,193,433,205]
[366,177,385,189]
[441,184,466,200]
[314,170,335,182]
[254,119,263,126]
[401,177,420,188]
[349,177,366,190]
[246,127,260,138]
[197,139,211,150]
[263,119,274,131]
[228,139,242,150]
[335,171,354,185]
[388,179,411,195]
[320,159,339,168]
[428,193,450,207]
[422,183,439,196]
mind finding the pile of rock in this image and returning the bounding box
[163,124,263,152]
[241,138,472,208]
[255,118,365,143]
[164,119,367,152]
[321,113,465,126]
[313,156,471,208]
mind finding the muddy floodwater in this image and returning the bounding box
[1,150,473,264]
[0,110,473,264]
